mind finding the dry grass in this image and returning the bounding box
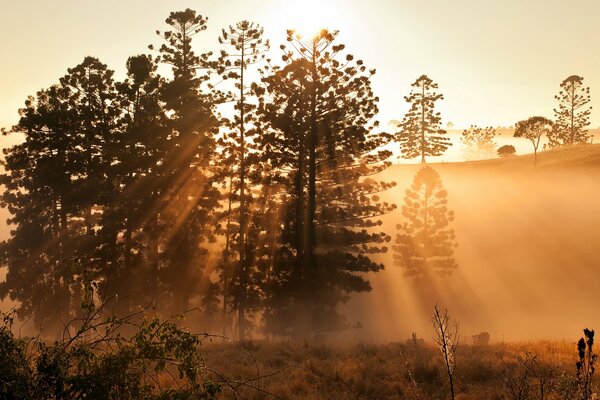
[199,339,594,400]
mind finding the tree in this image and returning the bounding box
[150,9,221,313]
[216,20,269,341]
[514,116,553,167]
[548,75,592,147]
[461,125,497,161]
[396,75,451,163]
[0,57,120,334]
[393,166,457,278]
[255,29,395,338]
[497,145,516,158]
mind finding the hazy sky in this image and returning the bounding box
[1,0,599,137]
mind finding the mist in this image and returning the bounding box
[343,145,600,342]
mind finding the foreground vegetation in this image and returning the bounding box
[2,300,597,400]
[199,337,598,400]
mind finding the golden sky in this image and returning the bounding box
[1,0,599,137]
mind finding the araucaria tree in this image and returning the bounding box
[514,116,553,167]
[149,9,221,313]
[216,20,269,341]
[254,29,395,338]
[548,75,592,147]
[461,125,497,161]
[393,166,457,278]
[396,75,451,163]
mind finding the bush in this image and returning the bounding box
[0,309,222,400]
[498,144,517,158]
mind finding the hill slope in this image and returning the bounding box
[344,144,600,342]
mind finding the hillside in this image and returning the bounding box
[343,144,600,342]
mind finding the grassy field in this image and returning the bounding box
[200,338,593,399]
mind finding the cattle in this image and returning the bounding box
[472,332,490,346]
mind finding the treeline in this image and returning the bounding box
[0,9,593,341]
[0,10,395,340]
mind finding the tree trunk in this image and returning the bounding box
[238,35,247,341]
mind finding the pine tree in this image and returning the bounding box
[216,20,269,340]
[255,29,395,338]
[461,125,497,161]
[393,166,457,278]
[548,75,592,147]
[150,9,221,313]
[396,75,451,163]
[0,57,120,334]
[514,116,553,167]
[98,54,169,311]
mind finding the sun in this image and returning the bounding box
[264,0,341,40]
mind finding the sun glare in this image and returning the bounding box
[267,0,341,39]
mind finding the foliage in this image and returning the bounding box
[0,307,222,400]
[396,75,451,163]
[393,166,457,278]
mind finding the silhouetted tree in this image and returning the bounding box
[461,125,497,161]
[394,166,457,278]
[548,75,592,147]
[432,305,459,400]
[514,116,553,167]
[255,29,395,338]
[497,145,516,158]
[150,9,221,313]
[396,75,451,163]
[0,57,120,333]
[216,20,269,340]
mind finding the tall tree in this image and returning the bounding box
[548,75,592,147]
[460,125,497,161]
[0,57,120,333]
[396,75,451,163]
[150,9,221,313]
[255,29,395,338]
[514,116,553,167]
[98,54,169,311]
[216,20,269,340]
[393,166,457,278]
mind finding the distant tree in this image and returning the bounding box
[497,145,517,158]
[461,125,497,161]
[396,75,451,163]
[514,116,553,167]
[548,75,592,147]
[216,20,269,341]
[393,166,457,278]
